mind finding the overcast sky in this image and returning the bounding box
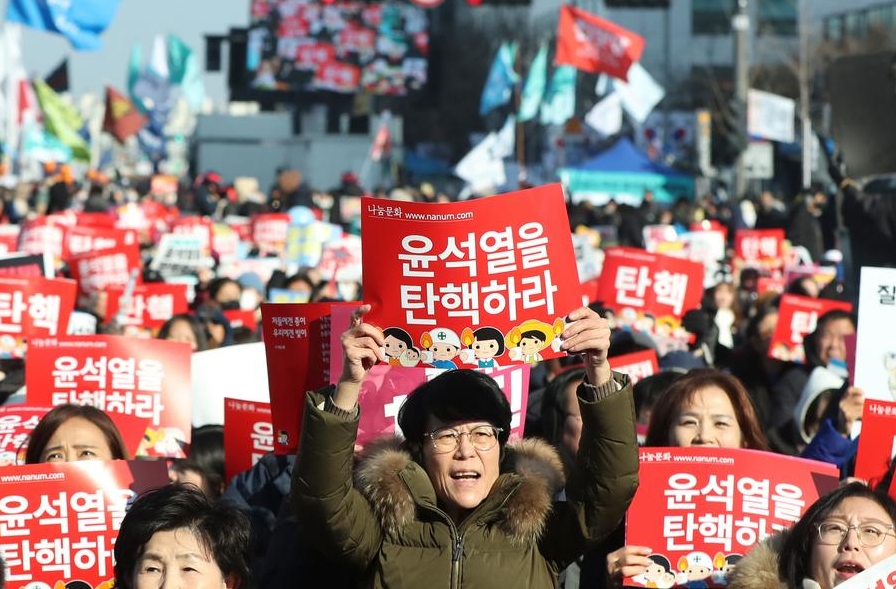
[1,0,251,106]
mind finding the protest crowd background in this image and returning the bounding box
[5,0,896,588]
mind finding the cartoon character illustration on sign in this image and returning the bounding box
[419,327,461,370]
[505,318,564,365]
[632,554,677,588]
[459,326,505,369]
[884,351,896,400]
[382,327,414,366]
[710,552,742,585]
[136,426,187,458]
[676,551,714,588]
[399,346,421,367]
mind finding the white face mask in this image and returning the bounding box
[240,289,262,311]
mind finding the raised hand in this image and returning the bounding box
[559,306,613,387]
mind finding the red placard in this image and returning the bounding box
[170,216,214,255]
[223,398,273,484]
[26,335,193,458]
[610,349,659,385]
[223,309,258,332]
[0,276,77,358]
[74,211,117,228]
[262,302,351,454]
[250,212,291,256]
[689,220,728,243]
[18,216,67,264]
[596,247,705,321]
[63,224,138,262]
[362,185,583,368]
[352,364,530,448]
[0,253,46,278]
[0,459,169,588]
[0,405,51,465]
[0,224,21,254]
[624,447,838,588]
[104,283,189,330]
[756,275,786,296]
[734,229,785,272]
[769,294,853,363]
[68,242,142,296]
[854,399,896,482]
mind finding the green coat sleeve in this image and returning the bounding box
[539,372,640,567]
[290,389,384,570]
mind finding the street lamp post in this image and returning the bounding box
[732,0,750,199]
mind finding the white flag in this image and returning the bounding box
[585,92,623,136]
[611,62,665,124]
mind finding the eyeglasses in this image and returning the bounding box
[425,425,503,454]
[815,521,896,547]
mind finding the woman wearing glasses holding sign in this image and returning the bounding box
[292,304,639,588]
[728,482,896,589]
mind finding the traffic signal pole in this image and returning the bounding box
[732,0,749,199]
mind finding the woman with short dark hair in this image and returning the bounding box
[25,404,128,464]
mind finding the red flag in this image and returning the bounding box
[371,120,391,161]
[555,4,645,81]
[102,85,145,143]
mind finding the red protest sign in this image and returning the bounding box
[0,276,77,358]
[261,302,351,454]
[0,459,168,588]
[18,216,67,264]
[224,309,258,332]
[68,242,142,296]
[223,398,273,484]
[105,283,189,331]
[362,185,583,368]
[354,364,530,448]
[596,246,705,321]
[26,335,193,459]
[0,405,51,465]
[734,229,785,272]
[251,212,291,256]
[769,294,853,363]
[0,224,21,255]
[555,4,645,81]
[74,211,117,228]
[854,399,896,482]
[611,349,659,385]
[624,447,838,588]
[170,216,214,255]
[0,252,46,278]
[63,224,138,262]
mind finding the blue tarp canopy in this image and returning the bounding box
[559,137,695,206]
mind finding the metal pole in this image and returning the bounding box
[798,0,812,188]
[733,0,750,199]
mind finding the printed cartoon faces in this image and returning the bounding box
[630,551,742,588]
[506,319,564,365]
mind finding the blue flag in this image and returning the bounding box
[479,42,519,117]
[6,0,122,51]
[540,66,577,126]
[518,43,548,123]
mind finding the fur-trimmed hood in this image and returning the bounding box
[726,529,789,589]
[353,436,565,545]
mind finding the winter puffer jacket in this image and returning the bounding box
[292,374,640,589]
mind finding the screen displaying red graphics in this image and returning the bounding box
[246,1,428,96]
[0,459,168,588]
[26,335,193,458]
[362,185,582,369]
[768,294,853,364]
[224,398,273,484]
[625,447,838,588]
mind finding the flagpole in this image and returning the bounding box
[514,47,525,188]
[92,90,106,169]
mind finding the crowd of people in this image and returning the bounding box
[0,144,895,589]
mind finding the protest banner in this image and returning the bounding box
[769,294,853,364]
[610,349,659,385]
[854,399,896,482]
[833,552,896,589]
[0,252,50,278]
[261,302,351,454]
[0,459,168,588]
[319,234,362,283]
[223,398,273,484]
[62,225,138,261]
[169,216,214,255]
[26,335,193,458]
[192,342,270,428]
[284,221,343,267]
[624,447,838,588]
[149,233,208,279]
[0,224,20,255]
[269,287,311,304]
[0,405,50,465]
[251,212,291,256]
[17,216,67,266]
[104,282,189,331]
[362,185,583,368]
[68,242,142,296]
[352,363,530,447]
[855,267,896,401]
[0,276,77,358]
[223,309,258,332]
[733,229,784,272]
[784,264,837,292]
[211,222,243,264]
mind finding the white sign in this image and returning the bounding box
[743,141,774,179]
[855,266,896,401]
[747,89,795,143]
[836,550,896,589]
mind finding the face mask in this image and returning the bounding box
[219,300,240,311]
[240,290,262,311]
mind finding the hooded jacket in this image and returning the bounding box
[726,530,789,589]
[292,375,640,589]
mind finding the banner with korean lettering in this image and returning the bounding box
[68,242,142,296]
[835,552,896,589]
[624,447,838,588]
[733,229,784,272]
[18,216,67,266]
[0,225,20,255]
[62,225,138,262]
[104,283,189,331]
[262,302,351,454]
[0,276,77,358]
[854,399,896,482]
[595,246,704,323]
[251,212,291,256]
[223,398,273,484]
[26,335,193,458]
[149,233,209,279]
[353,363,530,447]
[361,185,583,368]
[169,216,214,255]
[0,252,49,278]
[768,295,853,364]
[855,267,896,401]
[0,405,50,465]
[0,459,168,588]
[610,349,659,385]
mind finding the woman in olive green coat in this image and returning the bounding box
[292,305,639,588]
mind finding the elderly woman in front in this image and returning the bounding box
[292,305,639,588]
